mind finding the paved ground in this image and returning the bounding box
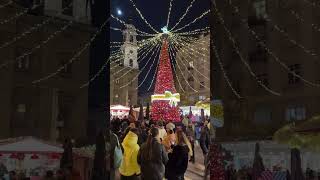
[185,143,205,180]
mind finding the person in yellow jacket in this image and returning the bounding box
[119,128,141,180]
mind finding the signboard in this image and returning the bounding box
[211,100,224,127]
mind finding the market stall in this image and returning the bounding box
[0,137,62,177]
[110,105,130,119]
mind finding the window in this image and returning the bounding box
[60,59,72,76]
[199,96,206,100]
[62,0,73,16]
[15,56,30,71]
[254,107,271,124]
[129,59,134,67]
[200,81,205,89]
[130,36,134,43]
[253,0,267,20]
[286,106,306,121]
[15,48,30,71]
[188,61,194,71]
[129,50,134,54]
[115,80,120,84]
[288,64,301,84]
[257,73,269,86]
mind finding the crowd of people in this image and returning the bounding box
[109,115,211,180]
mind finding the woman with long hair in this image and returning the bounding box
[138,127,168,180]
[165,129,192,180]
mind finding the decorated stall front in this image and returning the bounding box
[0,137,62,177]
[110,105,130,119]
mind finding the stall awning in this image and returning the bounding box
[0,137,63,153]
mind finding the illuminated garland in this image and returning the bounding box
[0,1,12,9]
[0,3,73,50]
[175,27,210,36]
[170,0,197,31]
[213,8,281,96]
[111,14,156,36]
[290,9,320,34]
[137,45,161,89]
[168,43,198,92]
[111,38,159,79]
[0,21,73,69]
[170,40,210,89]
[171,35,210,74]
[119,43,161,89]
[168,42,185,93]
[128,0,159,33]
[32,18,110,84]
[0,7,33,25]
[166,0,174,28]
[226,1,320,88]
[172,10,210,33]
[211,34,242,98]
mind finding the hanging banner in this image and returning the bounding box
[211,100,224,127]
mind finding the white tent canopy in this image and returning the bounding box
[0,137,63,153]
[110,105,130,111]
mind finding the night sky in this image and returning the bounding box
[110,0,210,95]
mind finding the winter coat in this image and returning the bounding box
[162,133,176,151]
[165,144,189,179]
[200,126,210,154]
[138,138,169,180]
[119,131,141,177]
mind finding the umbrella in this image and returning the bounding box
[252,143,265,180]
[291,148,304,180]
[146,103,150,120]
[92,131,107,180]
[138,103,144,121]
[60,138,73,171]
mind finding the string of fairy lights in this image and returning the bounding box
[224,0,320,88]
[166,0,174,28]
[0,21,73,69]
[168,42,185,93]
[213,6,281,96]
[170,0,197,31]
[0,4,74,50]
[0,0,12,9]
[111,39,159,78]
[170,37,210,80]
[32,18,109,84]
[172,34,210,67]
[170,40,210,90]
[119,43,162,89]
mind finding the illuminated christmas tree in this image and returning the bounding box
[151,34,181,122]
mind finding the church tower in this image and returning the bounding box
[121,20,139,69]
[110,19,139,107]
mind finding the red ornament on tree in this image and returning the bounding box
[208,143,225,180]
[151,39,180,122]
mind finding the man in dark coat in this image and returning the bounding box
[138,138,168,180]
[200,121,210,157]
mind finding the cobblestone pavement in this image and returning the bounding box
[185,143,205,180]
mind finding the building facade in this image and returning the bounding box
[110,23,139,106]
[0,0,91,142]
[175,34,210,106]
[212,0,320,141]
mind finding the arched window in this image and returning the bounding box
[129,59,134,67]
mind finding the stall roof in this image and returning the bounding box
[0,137,63,153]
[110,105,130,110]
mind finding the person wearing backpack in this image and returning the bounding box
[110,130,123,180]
